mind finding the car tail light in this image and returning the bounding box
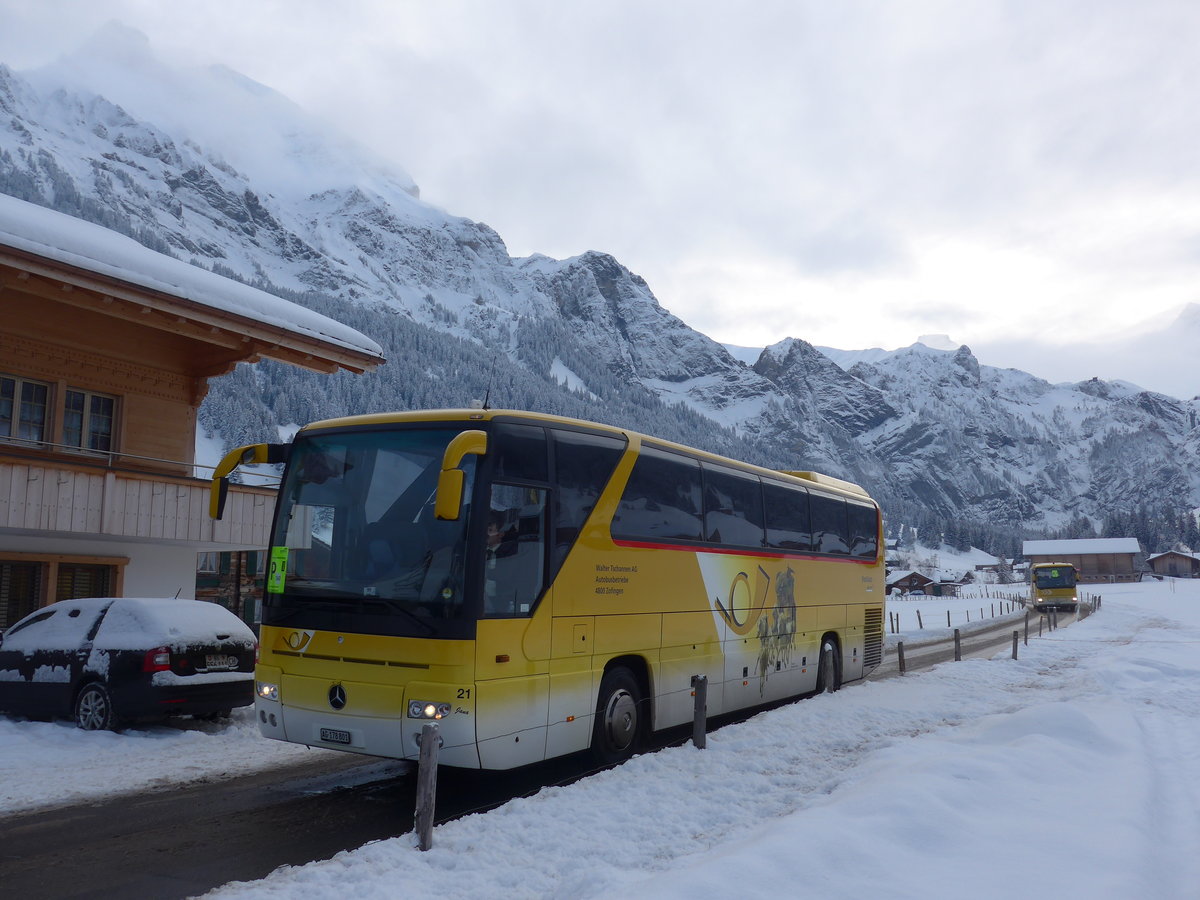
[143,646,172,673]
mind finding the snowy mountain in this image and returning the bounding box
[3,26,1198,543]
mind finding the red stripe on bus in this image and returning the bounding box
[611,538,879,564]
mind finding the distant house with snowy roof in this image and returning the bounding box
[0,195,383,630]
[1145,550,1200,579]
[887,570,935,595]
[1022,538,1142,584]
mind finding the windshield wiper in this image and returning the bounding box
[357,596,437,635]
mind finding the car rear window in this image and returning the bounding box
[0,602,107,652]
[94,598,254,650]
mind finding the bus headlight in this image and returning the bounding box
[257,681,280,702]
[408,700,451,719]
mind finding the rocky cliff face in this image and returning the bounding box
[3,39,1198,535]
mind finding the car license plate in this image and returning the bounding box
[320,727,352,745]
[206,654,238,670]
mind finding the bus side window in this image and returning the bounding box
[484,485,547,617]
[847,501,880,560]
[702,464,765,548]
[810,493,850,555]
[764,481,812,552]
[613,447,702,542]
[492,423,548,482]
[550,430,627,577]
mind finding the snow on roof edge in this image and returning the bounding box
[0,194,383,361]
[1022,537,1142,555]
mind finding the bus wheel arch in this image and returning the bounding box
[591,658,648,765]
[816,634,842,694]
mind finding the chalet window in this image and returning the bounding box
[0,562,42,631]
[63,389,115,452]
[0,375,50,444]
[197,552,221,574]
[54,563,112,602]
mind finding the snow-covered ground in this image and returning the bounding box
[4,580,1198,898]
[0,705,329,813]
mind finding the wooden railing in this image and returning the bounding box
[0,452,276,548]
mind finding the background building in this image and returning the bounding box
[1022,538,1142,584]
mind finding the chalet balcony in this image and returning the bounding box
[0,444,276,549]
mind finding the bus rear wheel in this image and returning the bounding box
[591,666,643,765]
[816,638,841,694]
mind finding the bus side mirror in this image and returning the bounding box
[209,443,289,520]
[435,430,487,521]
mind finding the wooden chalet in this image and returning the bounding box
[1146,550,1200,579]
[0,196,383,629]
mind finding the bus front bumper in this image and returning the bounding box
[253,669,481,768]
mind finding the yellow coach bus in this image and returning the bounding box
[1029,562,1079,613]
[210,409,885,770]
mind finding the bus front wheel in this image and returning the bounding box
[591,666,643,765]
[816,638,841,694]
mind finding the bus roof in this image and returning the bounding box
[298,408,876,504]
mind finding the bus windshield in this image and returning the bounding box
[264,426,477,639]
[1034,566,1076,590]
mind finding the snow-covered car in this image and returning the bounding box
[0,597,256,730]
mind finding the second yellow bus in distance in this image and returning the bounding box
[1029,562,1079,613]
[212,408,886,769]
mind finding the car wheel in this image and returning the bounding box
[74,682,118,731]
[591,666,643,765]
[816,638,841,694]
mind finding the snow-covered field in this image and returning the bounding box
[4,580,1198,899]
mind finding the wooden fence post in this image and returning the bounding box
[916,609,923,630]
[1011,630,1018,660]
[691,675,708,749]
[897,641,906,675]
[415,723,441,851]
[953,628,961,661]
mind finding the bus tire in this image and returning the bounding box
[591,666,643,765]
[816,638,841,694]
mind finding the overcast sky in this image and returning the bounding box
[4,0,1200,371]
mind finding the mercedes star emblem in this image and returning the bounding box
[328,683,347,710]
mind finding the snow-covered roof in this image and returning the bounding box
[0,193,383,366]
[1146,550,1200,562]
[1023,538,1141,556]
[886,570,931,584]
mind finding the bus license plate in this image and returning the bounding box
[320,727,352,745]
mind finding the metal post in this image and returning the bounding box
[897,641,906,675]
[691,675,708,749]
[916,609,923,629]
[953,628,961,661]
[415,723,440,851]
[947,610,951,627]
[1024,611,1029,645]
[1011,630,1019,660]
